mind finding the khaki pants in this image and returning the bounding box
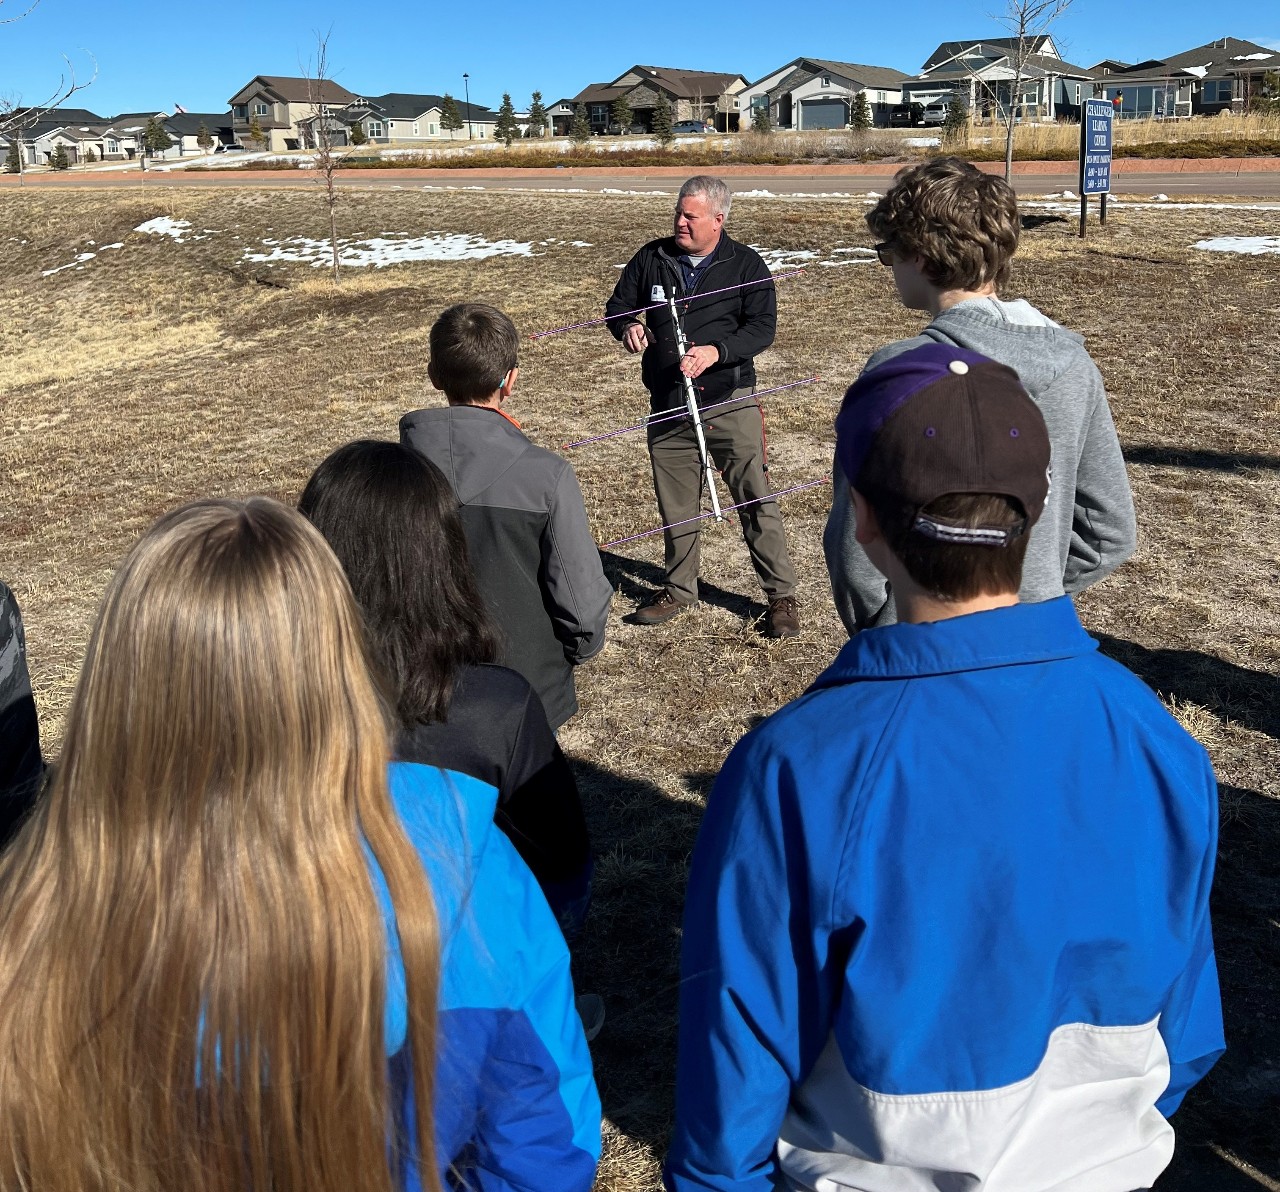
[647,392,798,605]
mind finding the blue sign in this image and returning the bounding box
[1079,99,1113,196]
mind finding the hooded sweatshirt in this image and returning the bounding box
[822,298,1137,633]
[400,406,613,730]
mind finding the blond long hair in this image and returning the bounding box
[0,499,441,1192]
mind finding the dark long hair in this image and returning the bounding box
[299,441,501,725]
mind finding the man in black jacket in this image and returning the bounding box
[606,175,800,638]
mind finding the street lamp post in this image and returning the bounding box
[463,72,473,140]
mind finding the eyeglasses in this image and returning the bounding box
[874,241,896,266]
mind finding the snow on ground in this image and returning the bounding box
[243,232,540,268]
[135,216,194,241]
[1192,236,1280,255]
[751,244,878,271]
[42,252,97,277]
[904,137,941,147]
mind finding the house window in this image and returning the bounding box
[751,95,769,112]
[413,122,420,135]
[429,123,437,134]
[253,103,270,116]
[388,121,396,130]
[1202,79,1233,104]
[106,139,119,154]
[367,121,384,138]
[590,104,609,124]
[1074,83,1081,104]
[821,76,831,86]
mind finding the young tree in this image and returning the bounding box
[653,93,675,145]
[526,90,547,137]
[610,92,632,133]
[247,114,268,152]
[349,121,367,145]
[750,99,773,135]
[196,122,212,151]
[849,91,872,131]
[84,144,95,161]
[994,0,1074,180]
[440,93,463,139]
[305,32,344,283]
[5,140,21,173]
[495,92,520,146]
[49,141,69,169]
[570,102,591,143]
[943,95,969,142]
[142,115,172,157]
[1249,70,1280,115]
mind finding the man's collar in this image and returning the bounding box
[810,596,1098,689]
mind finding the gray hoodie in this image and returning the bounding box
[823,298,1137,633]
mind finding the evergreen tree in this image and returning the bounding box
[495,92,520,146]
[570,103,591,143]
[5,141,22,174]
[943,96,969,143]
[751,99,773,135]
[526,90,547,137]
[1249,70,1280,114]
[611,92,632,133]
[143,116,173,157]
[653,93,674,145]
[440,94,464,139]
[247,115,268,151]
[349,121,367,145]
[849,91,872,131]
[50,142,69,170]
[85,146,96,162]
[196,123,213,151]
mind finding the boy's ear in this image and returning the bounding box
[499,366,519,399]
[852,489,881,547]
[427,359,444,392]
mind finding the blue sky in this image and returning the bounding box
[2,0,1278,117]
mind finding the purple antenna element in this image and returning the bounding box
[529,269,807,340]
[563,377,820,450]
[601,476,830,549]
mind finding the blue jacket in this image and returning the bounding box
[665,598,1223,1192]
[376,762,601,1190]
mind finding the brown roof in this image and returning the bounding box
[228,75,359,106]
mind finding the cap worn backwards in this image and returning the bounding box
[834,343,1052,547]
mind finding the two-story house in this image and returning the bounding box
[227,76,359,151]
[558,65,749,134]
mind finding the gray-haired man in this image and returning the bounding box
[605,176,799,638]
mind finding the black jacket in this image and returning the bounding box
[605,232,777,413]
[395,663,591,917]
[1,581,43,849]
[400,406,612,730]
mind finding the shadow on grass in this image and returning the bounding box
[569,757,715,1158]
[599,549,769,623]
[1096,634,1278,742]
[1158,784,1280,1188]
[1123,444,1280,473]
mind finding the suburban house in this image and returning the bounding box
[164,112,234,155]
[1097,37,1277,119]
[295,93,498,146]
[227,76,359,151]
[11,110,231,165]
[901,36,1097,121]
[0,107,105,165]
[738,58,911,130]
[556,65,749,134]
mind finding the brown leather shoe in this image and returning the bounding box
[764,596,800,639]
[632,588,694,625]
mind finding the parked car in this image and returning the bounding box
[606,122,648,135]
[672,120,713,135]
[920,102,951,126]
[214,142,245,153]
[887,103,924,128]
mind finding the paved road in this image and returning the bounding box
[5,169,1280,199]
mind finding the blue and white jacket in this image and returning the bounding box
[664,598,1223,1192]
[376,762,601,1190]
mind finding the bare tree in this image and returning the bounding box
[0,0,97,183]
[304,31,343,283]
[994,0,1074,180]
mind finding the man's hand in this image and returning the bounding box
[679,344,720,379]
[623,322,652,353]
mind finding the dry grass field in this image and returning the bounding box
[2,183,1278,1189]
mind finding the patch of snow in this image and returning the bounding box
[243,232,536,269]
[601,187,673,195]
[832,247,876,255]
[42,251,96,277]
[750,246,818,271]
[136,216,193,241]
[818,258,875,267]
[101,242,123,250]
[904,137,941,147]
[1232,52,1272,61]
[1152,194,1169,201]
[865,190,882,198]
[569,240,593,247]
[1192,235,1280,256]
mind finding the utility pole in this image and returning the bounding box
[463,72,473,140]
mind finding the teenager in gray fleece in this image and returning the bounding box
[825,157,1136,632]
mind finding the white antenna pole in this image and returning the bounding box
[658,285,723,522]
